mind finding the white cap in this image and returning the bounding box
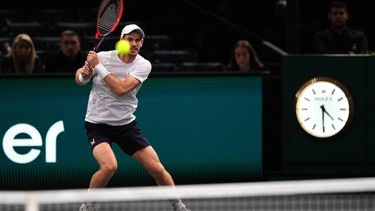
[120,24,145,39]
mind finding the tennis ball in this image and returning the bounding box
[115,40,131,55]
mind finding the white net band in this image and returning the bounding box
[1,177,375,211]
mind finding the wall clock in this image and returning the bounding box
[295,77,354,138]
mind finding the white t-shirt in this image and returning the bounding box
[85,50,151,126]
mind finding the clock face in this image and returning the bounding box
[295,77,354,138]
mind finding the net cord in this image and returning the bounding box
[1,177,375,205]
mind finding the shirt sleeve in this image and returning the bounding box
[130,60,151,83]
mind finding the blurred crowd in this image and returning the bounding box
[0,0,372,75]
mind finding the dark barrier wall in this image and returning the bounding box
[282,55,375,177]
[366,58,375,162]
[0,75,262,189]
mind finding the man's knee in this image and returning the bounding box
[148,162,167,177]
[101,162,118,176]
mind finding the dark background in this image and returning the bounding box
[3,0,374,67]
[114,0,375,65]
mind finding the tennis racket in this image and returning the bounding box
[93,0,124,52]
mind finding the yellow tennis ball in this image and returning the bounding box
[115,40,131,55]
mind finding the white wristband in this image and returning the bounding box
[94,63,110,79]
[78,73,90,85]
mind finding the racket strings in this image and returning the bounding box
[98,2,121,35]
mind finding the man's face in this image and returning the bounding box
[328,7,348,28]
[123,31,144,56]
[60,34,81,59]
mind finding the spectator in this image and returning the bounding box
[226,40,265,72]
[0,33,42,74]
[44,30,86,73]
[313,0,368,54]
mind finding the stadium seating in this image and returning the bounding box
[0,7,225,72]
[179,62,225,72]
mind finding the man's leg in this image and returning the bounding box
[132,146,190,211]
[80,142,118,211]
[132,146,174,186]
[89,142,118,188]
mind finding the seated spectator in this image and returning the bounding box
[226,40,265,72]
[44,30,86,73]
[313,0,368,54]
[0,33,42,74]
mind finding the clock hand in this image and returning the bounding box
[324,110,334,120]
[320,105,325,133]
[321,105,334,120]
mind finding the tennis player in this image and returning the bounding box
[75,24,190,211]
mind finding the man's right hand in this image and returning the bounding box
[81,61,94,79]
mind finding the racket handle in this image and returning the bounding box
[93,37,105,52]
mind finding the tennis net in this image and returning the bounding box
[1,177,375,211]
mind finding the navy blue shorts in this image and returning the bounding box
[84,121,150,156]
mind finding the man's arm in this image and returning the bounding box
[75,62,93,86]
[103,74,141,96]
[86,51,142,96]
[75,68,86,85]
